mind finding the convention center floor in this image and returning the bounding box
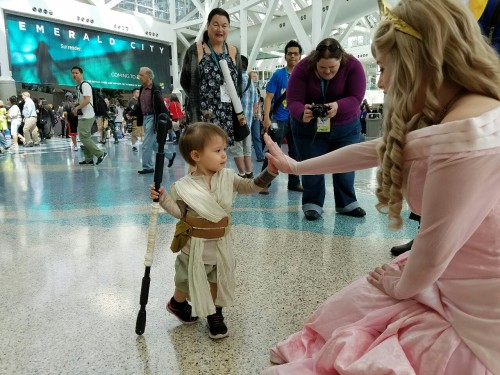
[0,136,418,375]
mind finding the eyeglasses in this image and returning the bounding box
[211,23,229,30]
[316,44,340,53]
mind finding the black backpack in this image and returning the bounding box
[79,81,108,117]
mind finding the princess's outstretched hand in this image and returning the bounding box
[263,133,299,175]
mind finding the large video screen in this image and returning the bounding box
[5,13,171,90]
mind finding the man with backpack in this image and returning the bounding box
[71,66,107,166]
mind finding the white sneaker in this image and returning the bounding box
[73,145,78,151]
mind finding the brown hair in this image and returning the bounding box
[307,38,350,71]
[178,122,228,166]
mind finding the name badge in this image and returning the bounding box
[220,85,231,103]
[316,117,331,133]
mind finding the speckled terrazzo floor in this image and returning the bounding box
[0,137,418,375]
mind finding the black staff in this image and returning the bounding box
[135,113,171,335]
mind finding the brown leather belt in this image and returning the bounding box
[185,214,228,239]
[190,227,225,239]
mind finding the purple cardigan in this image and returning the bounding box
[287,56,366,126]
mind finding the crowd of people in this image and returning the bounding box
[0,68,183,171]
[2,0,499,373]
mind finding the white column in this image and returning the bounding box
[240,4,248,57]
[311,0,322,47]
[170,0,181,94]
[0,8,17,99]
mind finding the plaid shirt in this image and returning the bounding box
[241,72,258,123]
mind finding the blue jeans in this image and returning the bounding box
[251,117,264,160]
[0,132,7,148]
[141,114,173,170]
[291,117,362,214]
[261,117,300,187]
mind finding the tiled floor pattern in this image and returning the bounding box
[0,137,418,375]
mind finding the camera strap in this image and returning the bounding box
[271,90,287,115]
[320,78,330,104]
[316,77,331,134]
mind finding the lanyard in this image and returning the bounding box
[320,78,330,104]
[207,41,227,72]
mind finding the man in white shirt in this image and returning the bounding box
[71,66,107,166]
[21,92,40,147]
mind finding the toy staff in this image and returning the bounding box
[219,59,246,126]
[135,112,170,335]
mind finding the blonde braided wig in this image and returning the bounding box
[373,0,500,229]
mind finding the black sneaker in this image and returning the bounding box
[168,152,176,168]
[259,187,269,195]
[79,160,94,165]
[132,146,138,152]
[288,183,304,192]
[207,308,228,339]
[166,300,198,325]
[390,239,414,256]
[96,152,107,165]
[339,207,366,217]
[304,210,321,221]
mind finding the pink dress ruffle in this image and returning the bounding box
[263,259,491,375]
[262,108,500,374]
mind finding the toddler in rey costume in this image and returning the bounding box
[149,122,278,339]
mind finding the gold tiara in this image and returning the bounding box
[378,0,423,41]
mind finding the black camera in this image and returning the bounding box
[311,104,329,119]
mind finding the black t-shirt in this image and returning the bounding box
[63,101,78,126]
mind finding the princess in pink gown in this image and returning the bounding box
[262,0,500,374]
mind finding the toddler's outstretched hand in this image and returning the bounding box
[149,184,165,201]
[267,158,279,174]
[263,133,299,175]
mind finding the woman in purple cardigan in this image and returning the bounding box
[287,38,366,221]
